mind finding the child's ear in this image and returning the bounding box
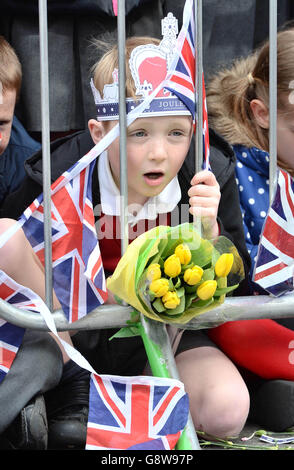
[88,119,105,144]
[250,99,269,129]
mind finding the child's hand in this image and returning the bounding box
[188,170,221,238]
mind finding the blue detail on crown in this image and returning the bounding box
[96,96,190,120]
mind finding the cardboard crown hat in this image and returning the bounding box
[90,12,191,121]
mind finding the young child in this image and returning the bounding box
[0,226,90,451]
[0,37,88,449]
[0,30,251,444]
[0,37,64,449]
[206,27,294,431]
[0,36,40,206]
[207,27,294,281]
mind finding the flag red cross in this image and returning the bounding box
[35,178,86,266]
[86,375,181,449]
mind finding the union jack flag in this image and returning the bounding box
[254,169,294,296]
[0,271,53,383]
[164,0,210,168]
[19,159,107,323]
[0,140,108,389]
[86,373,189,450]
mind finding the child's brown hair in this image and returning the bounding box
[207,28,294,157]
[92,36,160,100]
[0,36,22,97]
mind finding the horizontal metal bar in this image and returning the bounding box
[0,299,131,331]
[1,292,294,332]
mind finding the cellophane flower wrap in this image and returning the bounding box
[107,223,244,324]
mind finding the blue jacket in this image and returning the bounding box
[233,144,270,292]
[0,116,41,205]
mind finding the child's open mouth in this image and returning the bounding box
[143,171,164,186]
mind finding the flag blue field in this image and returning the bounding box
[86,373,189,450]
[254,169,294,296]
[20,159,107,323]
[164,0,210,167]
[0,272,50,383]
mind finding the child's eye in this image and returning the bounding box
[130,130,146,138]
[170,130,184,136]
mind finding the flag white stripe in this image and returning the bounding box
[255,255,286,275]
[260,235,294,266]
[278,172,294,230]
[256,265,294,289]
[0,339,18,354]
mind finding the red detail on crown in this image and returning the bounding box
[138,57,171,98]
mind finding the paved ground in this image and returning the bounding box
[197,421,294,451]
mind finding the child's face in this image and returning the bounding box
[277,111,294,170]
[0,89,16,156]
[106,115,193,206]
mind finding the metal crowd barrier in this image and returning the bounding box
[2,291,294,332]
[0,0,290,450]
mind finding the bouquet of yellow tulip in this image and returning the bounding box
[107,223,244,324]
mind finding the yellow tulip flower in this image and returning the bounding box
[215,253,234,277]
[146,263,162,281]
[149,278,169,297]
[197,280,217,300]
[162,291,181,309]
[174,244,192,265]
[164,254,181,278]
[183,265,204,285]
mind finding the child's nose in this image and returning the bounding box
[148,138,168,161]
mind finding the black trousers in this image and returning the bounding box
[0,330,63,433]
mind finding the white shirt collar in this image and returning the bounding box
[98,150,181,226]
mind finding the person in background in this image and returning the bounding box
[0,36,40,207]
[206,27,294,432]
[0,36,86,451]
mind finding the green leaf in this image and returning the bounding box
[211,247,221,267]
[158,258,164,269]
[164,295,185,316]
[135,226,170,286]
[168,278,174,290]
[175,286,185,298]
[185,293,197,309]
[162,239,184,259]
[191,297,214,309]
[173,277,182,289]
[202,268,215,281]
[109,326,140,340]
[181,262,194,271]
[184,284,198,294]
[153,297,166,313]
[214,284,239,296]
[148,291,156,302]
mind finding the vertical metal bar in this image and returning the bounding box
[269,0,277,202]
[38,0,53,311]
[117,1,129,256]
[195,0,203,174]
[140,316,201,449]
[192,0,203,237]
